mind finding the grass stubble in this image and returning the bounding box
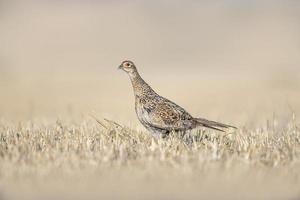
[0,115,299,200]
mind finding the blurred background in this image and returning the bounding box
[0,0,299,127]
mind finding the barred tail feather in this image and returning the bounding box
[194,117,237,132]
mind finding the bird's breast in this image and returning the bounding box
[135,97,152,125]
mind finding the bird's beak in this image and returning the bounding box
[118,65,122,70]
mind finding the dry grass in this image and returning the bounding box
[0,116,300,200]
[1,70,299,200]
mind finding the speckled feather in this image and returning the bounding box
[119,60,236,136]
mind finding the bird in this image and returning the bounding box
[118,60,236,137]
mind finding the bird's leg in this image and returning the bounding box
[182,130,194,146]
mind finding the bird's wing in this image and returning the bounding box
[142,96,194,131]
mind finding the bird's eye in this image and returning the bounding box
[125,63,130,67]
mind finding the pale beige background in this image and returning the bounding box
[0,0,299,127]
[1,2,300,200]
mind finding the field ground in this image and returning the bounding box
[0,116,300,200]
[0,67,299,200]
[0,70,300,200]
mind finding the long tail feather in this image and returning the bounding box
[202,124,225,132]
[194,118,237,132]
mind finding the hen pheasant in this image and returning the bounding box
[119,60,236,137]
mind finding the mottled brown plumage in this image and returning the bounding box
[119,60,236,137]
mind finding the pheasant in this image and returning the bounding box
[118,60,236,137]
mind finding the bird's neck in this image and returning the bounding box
[129,71,154,97]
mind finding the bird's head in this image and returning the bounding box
[118,60,137,74]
